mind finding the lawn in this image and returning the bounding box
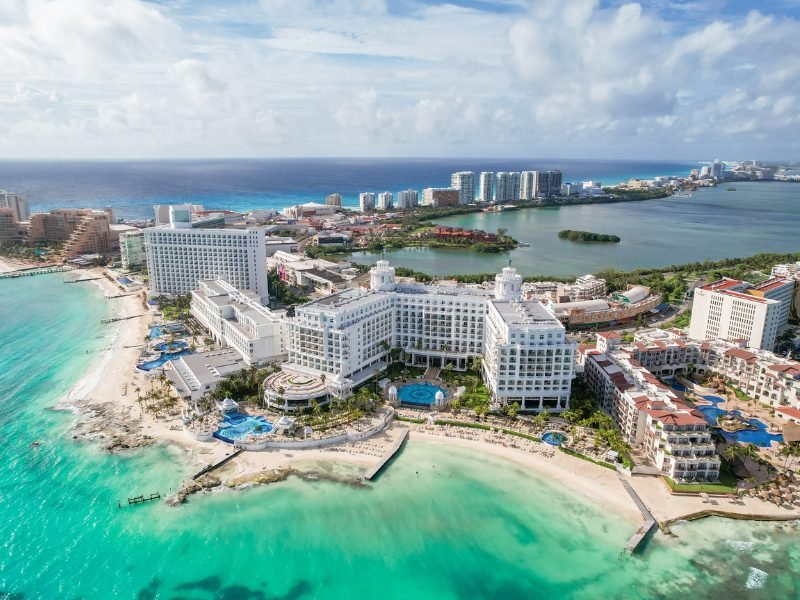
[663,459,738,494]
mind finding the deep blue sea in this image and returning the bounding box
[0,158,695,219]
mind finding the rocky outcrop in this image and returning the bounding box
[70,402,154,453]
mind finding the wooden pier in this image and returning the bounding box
[0,265,73,280]
[120,491,161,507]
[618,474,656,553]
[192,448,244,480]
[101,314,147,324]
[64,276,103,284]
[364,429,409,481]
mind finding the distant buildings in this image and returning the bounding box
[478,172,494,202]
[377,191,393,210]
[396,189,418,209]
[532,170,562,198]
[143,204,269,301]
[359,192,375,213]
[0,209,27,243]
[689,277,794,350]
[519,171,536,201]
[711,161,725,179]
[119,230,145,271]
[494,172,519,203]
[0,191,29,222]
[422,187,459,207]
[326,193,343,208]
[450,171,475,205]
[523,274,607,303]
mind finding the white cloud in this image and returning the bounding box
[0,0,799,158]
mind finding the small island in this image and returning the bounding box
[558,230,621,243]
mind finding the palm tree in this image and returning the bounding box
[508,402,519,420]
[779,442,800,471]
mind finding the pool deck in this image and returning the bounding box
[364,428,409,480]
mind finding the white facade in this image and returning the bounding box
[396,189,418,209]
[274,260,575,412]
[450,171,475,205]
[377,191,393,210]
[0,191,29,222]
[519,171,535,201]
[119,230,145,271]
[359,192,375,213]
[143,225,268,301]
[478,172,494,202]
[494,172,516,202]
[191,280,286,365]
[483,299,575,410]
[689,278,793,350]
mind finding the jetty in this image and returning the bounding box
[364,428,409,481]
[64,276,103,284]
[192,448,244,480]
[0,265,73,279]
[101,314,147,323]
[120,492,161,507]
[618,474,656,553]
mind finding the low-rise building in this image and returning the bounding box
[0,208,27,243]
[584,346,721,482]
[191,279,286,365]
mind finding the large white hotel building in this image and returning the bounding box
[689,277,794,350]
[264,260,576,411]
[143,204,269,301]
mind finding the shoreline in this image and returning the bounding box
[57,269,798,532]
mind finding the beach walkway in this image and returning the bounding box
[618,473,657,553]
[364,428,409,480]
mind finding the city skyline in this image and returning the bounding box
[1,0,799,160]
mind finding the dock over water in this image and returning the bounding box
[618,474,656,553]
[0,265,73,279]
[364,428,409,481]
[192,448,244,480]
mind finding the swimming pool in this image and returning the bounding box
[397,382,448,406]
[214,414,273,444]
[148,323,186,338]
[117,277,135,286]
[695,405,783,447]
[542,431,567,446]
[137,348,192,371]
[154,341,189,353]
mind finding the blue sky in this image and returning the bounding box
[0,0,798,159]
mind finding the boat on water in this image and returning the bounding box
[727,187,736,191]
[672,191,692,197]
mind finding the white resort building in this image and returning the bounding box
[262,261,576,412]
[143,204,269,301]
[689,277,794,350]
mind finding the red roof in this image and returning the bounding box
[721,290,768,303]
[754,277,791,292]
[777,406,800,420]
[647,409,706,426]
[768,364,800,376]
[700,278,744,292]
[724,348,757,362]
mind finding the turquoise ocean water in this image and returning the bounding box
[1,275,800,598]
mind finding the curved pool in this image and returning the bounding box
[154,340,189,353]
[398,382,448,406]
[137,348,192,371]
[214,414,273,444]
[695,405,783,447]
[542,431,568,446]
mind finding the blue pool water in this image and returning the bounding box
[214,413,273,443]
[542,432,567,446]
[154,341,189,353]
[702,395,726,405]
[695,405,783,447]
[398,382,448,406]
[148,323,185,338]
[116,277,134,285]
[137,349,191,371]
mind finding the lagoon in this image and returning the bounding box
[348,182,800,276]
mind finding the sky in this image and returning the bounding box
[1,0,799,160]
